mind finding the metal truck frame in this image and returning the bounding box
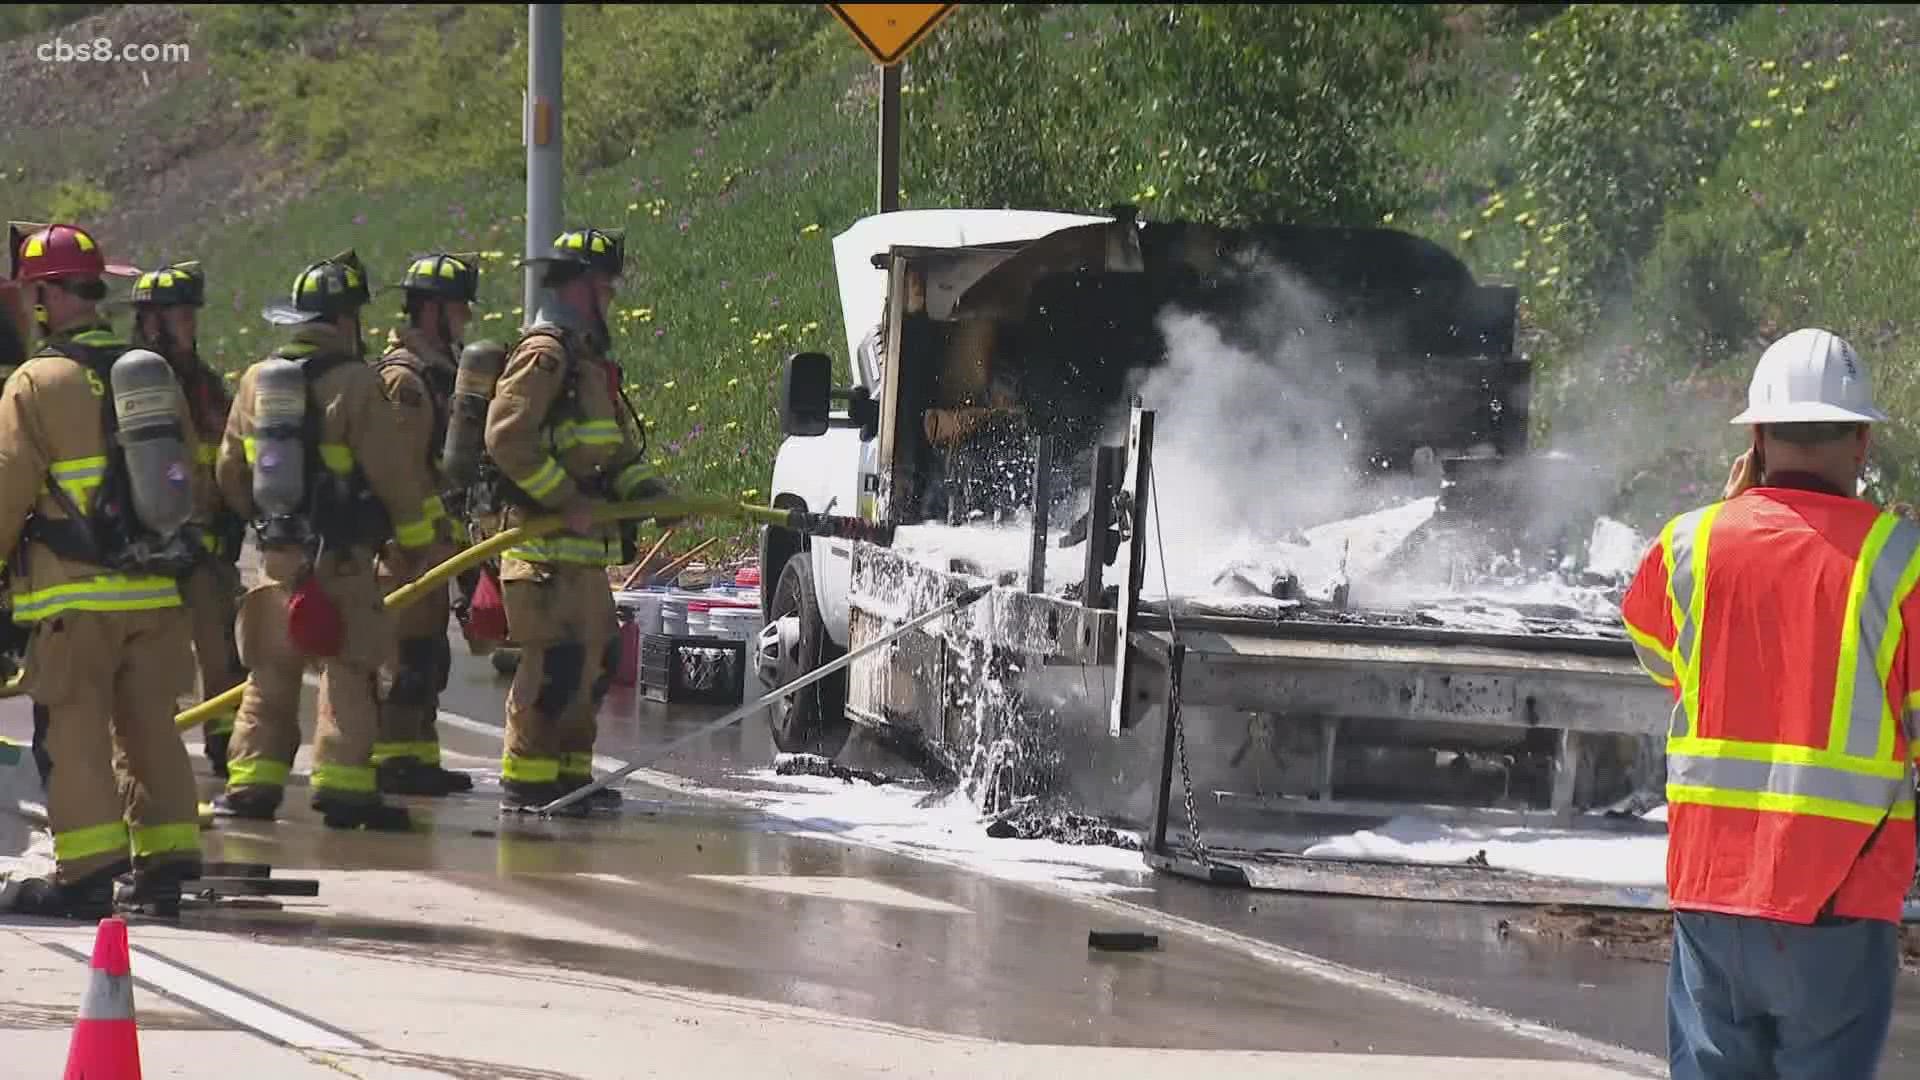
[761,207,1920,919]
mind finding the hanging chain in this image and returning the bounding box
[1150,472,1213,869]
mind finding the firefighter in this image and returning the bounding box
[368,252,475,796]
[0,273,32,718]
[127,261,248,779]
[0,223,204,918]
[1624,329,1916,1078]
[212,251,438,831]
[484,227,672,814]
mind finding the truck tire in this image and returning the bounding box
[762,555,850,756]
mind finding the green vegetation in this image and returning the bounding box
[0,4,108,41]
[16,3,1920,553]
[200,3,842,190]
[43,177,112,221]
[911,4,1445,226]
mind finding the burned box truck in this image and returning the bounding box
[760,207,1693,909]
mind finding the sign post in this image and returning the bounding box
[825,4,957,214]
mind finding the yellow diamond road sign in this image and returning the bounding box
[827,4,956,66]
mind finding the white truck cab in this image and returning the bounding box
[758,209,1118,753]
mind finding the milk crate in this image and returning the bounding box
[639,633,748,705]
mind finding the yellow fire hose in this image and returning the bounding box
[0,493,889,721]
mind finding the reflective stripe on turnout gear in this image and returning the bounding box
[226,757,290,789]
[49,454,107,509]
[372,741,443,766]
[513,457,567,502]
[311,763,377,794]
[502,753,559,784]
[614,461,659,500]
[559,752,596,777]
[131,822,200,858]
[11,575,181,622]
[546,418,623,452]
[55,819,130,863]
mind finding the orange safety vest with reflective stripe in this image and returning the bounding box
[1623,477,1920,925]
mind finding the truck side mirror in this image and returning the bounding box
[780,351,833,437]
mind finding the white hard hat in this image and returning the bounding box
[1730,327,1888,425]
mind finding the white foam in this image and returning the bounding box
[1302,815,1668,886]
[704,769,1154,897]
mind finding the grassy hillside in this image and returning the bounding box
[5,3,1920,557]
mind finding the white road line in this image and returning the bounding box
[20,931,364,1052]
[421,702,1665,1076]
[122,946,363,1050]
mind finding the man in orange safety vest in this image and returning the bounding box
[1623,327,1917,1080]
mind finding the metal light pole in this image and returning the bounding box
[878,63,901,213]
[524,4,563,320]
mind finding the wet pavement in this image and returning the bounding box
[0,636,1912,1075]
[435,645,1920,1070]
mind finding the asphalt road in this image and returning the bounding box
[0,635,1911,1076]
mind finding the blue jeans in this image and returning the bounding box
[1668,909,1899,1079]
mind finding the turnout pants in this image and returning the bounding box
[500,562,616,789]
[22,606,201,885]
[226,546,396,808]
[373,560,451,768]
[181,557,246,739]
[1668,909,1899,1079]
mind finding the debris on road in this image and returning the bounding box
[1088,930,1160,952]
[1505,905,1920,973]
[985,800,1142,851]
[775,752,894,786]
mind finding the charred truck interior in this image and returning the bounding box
[776,207,1687,910]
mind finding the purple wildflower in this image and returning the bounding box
[353,213,367,226]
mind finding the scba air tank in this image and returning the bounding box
[108,348,194,537]
[441,339,506,488]
[251,357,308,517]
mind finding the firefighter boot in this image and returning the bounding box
[210,787,279,821]
[12,860,130,921]
[312,795,414,832]
[116,856,205,919]
[499,779,589,818]
[378,757,475,797]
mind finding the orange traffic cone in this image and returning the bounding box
[63,916,142,1079]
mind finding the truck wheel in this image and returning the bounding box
[758,555,850,756]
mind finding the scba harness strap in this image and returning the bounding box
[257,345,393,554]
[375,349,455,477]
[476,324,586,512]
[21,338,202,577]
